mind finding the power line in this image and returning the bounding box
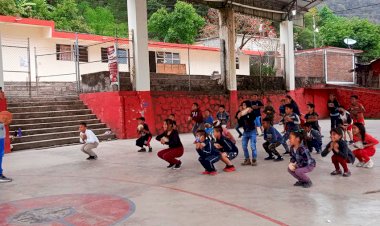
[333,3,380,13]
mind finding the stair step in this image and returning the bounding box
[8,104,87,113]
[12,134,116,151]
[12,128,111,144]
[12,109,93,119]
[7,100,84,108]
[11,114,98,124]
[7,96,79,103]
[13,123,108,136]
[10,119,101,130]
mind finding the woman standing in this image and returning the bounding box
[156,119,184,169]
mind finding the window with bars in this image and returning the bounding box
[101,47,128,64]
[56,44,88,62]
[156,52,180,64]
[56,44,72,61]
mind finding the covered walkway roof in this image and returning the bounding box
[187,0,324,22]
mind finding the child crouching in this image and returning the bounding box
[321,128,355,177]
[195,130,220,175]
[288,131,316,188]
[262,118,285,161]
[213,126,238,172]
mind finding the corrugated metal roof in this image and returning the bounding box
[186,0,324,22]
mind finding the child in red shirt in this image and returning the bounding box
[352,123,379,168]
[348,95,365,125]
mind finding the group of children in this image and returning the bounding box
[129,93,378,188]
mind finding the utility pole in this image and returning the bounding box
[313,15,319,49]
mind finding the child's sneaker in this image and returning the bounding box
[302,181,313,188]
[274,156,284,161]
[264,156,274,160]
[251,158,257,166]
[293,181,303,186]
[173,162,182,170]
[356,162,365,167]
[167,163,175,168]
[201,171,210,175]
[343,171,351,177]
[209,171,218,176]
[241,159,251,166]
[223,165,236,172]
[363,159,374,168]
[138,148,146,152]
[148,147,153,152]
[0,175,12,183]
[330,170,342,176]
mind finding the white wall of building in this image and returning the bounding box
[1,22,250,82]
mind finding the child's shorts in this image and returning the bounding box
[226,151,238,160]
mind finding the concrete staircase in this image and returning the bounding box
[8,96,116,151]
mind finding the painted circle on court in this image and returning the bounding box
[0,194,135,225]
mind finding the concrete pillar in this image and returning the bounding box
[0,32,4,89]
[127,0,150,91]
[219,8,238,124]
[280,21,295,91]
[219,7,237,92]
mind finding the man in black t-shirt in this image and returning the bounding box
[251,94,264,136]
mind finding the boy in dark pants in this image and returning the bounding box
[214,126,238,172]
[327,94,340,129]
[304,123,322,153]
[136,117,153,152]
[262,118,285,161]
[195,130,220,175]
[188,103,204,137]
[283,104,301,154]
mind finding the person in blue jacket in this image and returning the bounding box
[195,130,220,175]
[262,118,285,161]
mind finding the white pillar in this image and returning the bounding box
[280,21,295,91]
[219,8,237,91]
[127,0,150,91]
[0,32,4,89]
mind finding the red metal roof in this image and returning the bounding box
[0,15,263,56]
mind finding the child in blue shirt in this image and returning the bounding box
[195,130,220,175]
[0,117,12,183]
[204,109,214,137]
[216,105,229,126]
[262,118,285,161]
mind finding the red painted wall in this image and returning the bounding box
[80,92,126,138]
[335,86,380,118]
[0,99,11,153]
[80,86,380,140]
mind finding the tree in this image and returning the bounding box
[148,1,205,44]
[0,0,19,16]
[50,0,91,33]
[83,6,119,36]
[294,6,380,62]
[201,8,277,50]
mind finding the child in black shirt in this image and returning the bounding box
[136,117,152,152]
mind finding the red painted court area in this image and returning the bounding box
[0,194,135,226]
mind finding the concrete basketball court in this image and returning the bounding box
[1,120,380,226]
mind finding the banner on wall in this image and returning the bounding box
[107,46,119,83]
